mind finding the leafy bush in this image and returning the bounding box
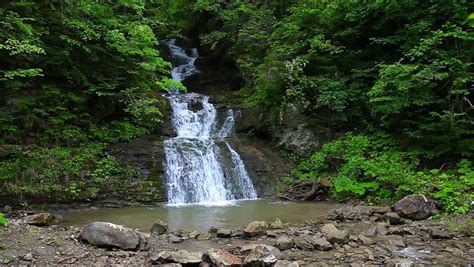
[292,133,473,213]
[0,213,7,226]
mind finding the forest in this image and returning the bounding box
[0,0,473,214]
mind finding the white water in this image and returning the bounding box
[164,40,257,205]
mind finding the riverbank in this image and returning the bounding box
[1,203,472,266]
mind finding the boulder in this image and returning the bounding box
[241,244,281,259]
[22,213,62,226]
[309,236,332,251]
[275,236,294,251]
[243,221,268,237]
[372,206,391,215]
[321,224,349,244]
[293,237,314,251]
[358,235,375,245]
[150,250,203,265]
[206,249,242,266]
[81,222,142,250]
[198,233,212,240]
[392,194,436,220]
[216,229,232,238]
[269,218,284,229]
[150,220,168,235]
[243,245,279,266]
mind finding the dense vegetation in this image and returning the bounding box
[0,1,473,212]
[0,1,179,200]
[181,0,474,212]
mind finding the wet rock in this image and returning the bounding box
[392,194,437,220]
[269,218,284,229]
[321,224,349,244]
[243,221,268,237]
[216,229,232,238]
[358,235,375,245]
[266,230,279,238]
[169,235,183,243]
[81,222,141,250]
[243,245,279,266]
[231,230,243,238]
[309,237,332,251]
[385,212,403,225]
[22,213,62,226]
[198,233,212,240]
[150,220,168,235]
[188,230,200,239]
[206,249,242,266]
[275,236,294,251]
[293,237,314,251]
[430,229,451,239]
[150,250,203,265]
[361,223,388,237]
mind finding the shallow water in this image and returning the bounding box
[62,200,340,232]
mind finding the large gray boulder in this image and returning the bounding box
[81,221,142,250]
[275,236,294,251]
[392,194,437,220]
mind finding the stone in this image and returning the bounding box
[275,260,300,267]
[392,194,437,220]
[188,230,200,239]
[358,235,375,245]
[381,235,406,247]
[22,213,62,226]
[81,221,141,250]
[207,249,242,266]
[216,229,232,238]
[293,237,314,251]
[321,224,349,244]
[430,229,451,239]
[2,206,12,216]
[244,245,279,266]
[385,212,403,225]
[198,233,212,240]
[276,236,294,251]
[270,218,284,229]
[169,235,183,243]
[266,230,279,238]
[150,250,202,265]
[372,206,391,215]
[23,252,34,261]
[243,221,268,237]
[241,244,281,259]
[309,236,332,251]
[150,220,168,235]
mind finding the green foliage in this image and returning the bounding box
[0,213,7,226]
[292,134,473,213]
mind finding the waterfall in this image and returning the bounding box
[164,40,257,205]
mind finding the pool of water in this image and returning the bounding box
[62,200,340,232]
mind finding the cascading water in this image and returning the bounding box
[164,40,257,205]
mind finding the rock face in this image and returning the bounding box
[150,250,203,265]
[321,224,349,244]
[244,221,268,237]
[207,249,242,266]
[150,220,168,235]
[81,222,142,250]
[392,194,437,220]
[22,213,62,226]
